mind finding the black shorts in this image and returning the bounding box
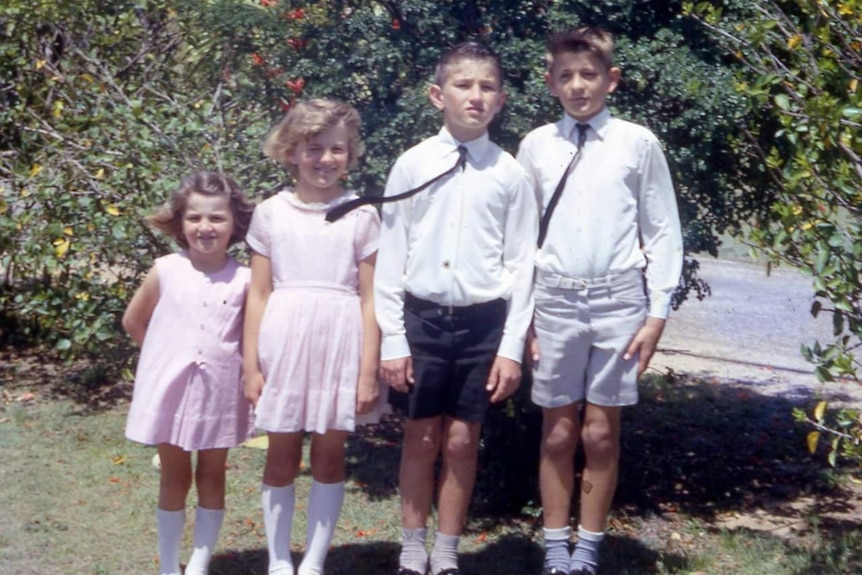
[389,293,506,422]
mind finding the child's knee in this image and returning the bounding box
[441,427,479,462]
[542,424,579,458]
[580,421,618,459]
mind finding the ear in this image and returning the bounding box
[544,70,559,98]
[428,83,445,111]
[607,67,622,94]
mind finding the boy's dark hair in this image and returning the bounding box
[147,170,254,248]
[434,41,505,87]
[546,27,615,71]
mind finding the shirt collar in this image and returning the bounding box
[562,107,612,141]
[438,127,490,163]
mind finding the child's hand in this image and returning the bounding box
[380,357,414,393]
[355,374,379,415]
[244,371,266,407]
[486,356,521,403]
[624,317,666,377]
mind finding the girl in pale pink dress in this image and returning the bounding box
[123,171,255,575]
[243,99,382,575]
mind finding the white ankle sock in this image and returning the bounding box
[399,527,428,573]
[570,525,604,574]
[429,531,460,574]
[543,525,572,572]
[297,480,345,575]
[184,506,225,574]
[156,508,185,575]
[262,483,296,575]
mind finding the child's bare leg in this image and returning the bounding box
[157,444,193,575]
[539,404,581,573]
[158,443,193,509]
[195,448,229,508]
[299,431,349,575]
[262,432,305,575]
[398,416,443,573]
[185,448,229,575]
[430,417,481,574]
[571,403,621,574]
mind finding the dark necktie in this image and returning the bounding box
[537,123,589,248]
[325,145,468,222]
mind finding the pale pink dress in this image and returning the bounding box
[125,253,253,450]
[247,189,382,434]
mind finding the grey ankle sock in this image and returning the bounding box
[570,526,604,574]
[429,531,459,574]
[399,527,428,573]
[542,526,571,572]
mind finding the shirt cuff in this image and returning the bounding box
[496,335,525,364]
[649,295,671,320]
[381,334,411,361]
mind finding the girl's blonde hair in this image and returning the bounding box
[146,170,254,248]
[263,98,364,177]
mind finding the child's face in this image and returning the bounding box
[430,58,506,142]
[182,192,234,262]
[546,51,620,122]
[288,123,351,194]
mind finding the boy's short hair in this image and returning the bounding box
[263,98,364,177]
[546,27,615,71]
[434,41,505,87]
[147,170,254,248]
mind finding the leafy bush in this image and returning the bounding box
[686,0,861,465]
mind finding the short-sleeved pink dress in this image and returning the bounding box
[246,189,382,434]
[125,252,253,451]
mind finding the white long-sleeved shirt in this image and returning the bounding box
[517,107,683,319]
[375,127,538,362]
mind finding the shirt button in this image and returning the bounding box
[442,261,450,269]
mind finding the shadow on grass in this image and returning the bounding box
[615,373,850,521]
[210,532,693,575]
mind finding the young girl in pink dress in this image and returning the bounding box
[124,170,255,575]
[243,99,382,575]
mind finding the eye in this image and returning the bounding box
[185,214,201,222]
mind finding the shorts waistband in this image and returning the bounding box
[535,268,643,291]
[405,292,505,319]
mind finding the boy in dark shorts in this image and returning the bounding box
[374,42,537,575]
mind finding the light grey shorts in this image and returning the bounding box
[531,268,647,408]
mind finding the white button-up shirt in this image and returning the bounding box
[375,128,538,362]
[517,107,683,319]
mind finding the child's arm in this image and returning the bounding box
[374,160,415,391]
[122,266,160,346]
[243,253,272,407]
[486,170,539,403]
[356,253,380,415]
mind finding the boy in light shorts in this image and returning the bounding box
[517,27,683,575]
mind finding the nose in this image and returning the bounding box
[467,84,483,100]
[320,148,335,163]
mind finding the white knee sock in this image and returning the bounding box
[298,480,345,575]
[262,483,297,575]
[156,508,185,575]
[184,506,225,574]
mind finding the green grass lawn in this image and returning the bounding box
[1,350,861,575]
